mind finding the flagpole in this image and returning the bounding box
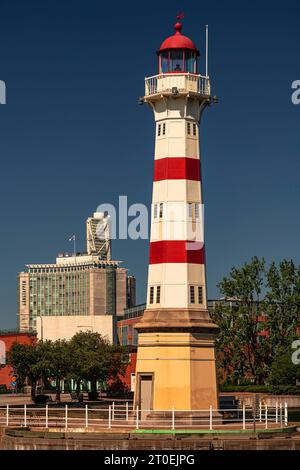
[73,235,76,262]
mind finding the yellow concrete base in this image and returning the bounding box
[134,330,219,412]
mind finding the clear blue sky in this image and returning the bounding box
[0,1,300,329]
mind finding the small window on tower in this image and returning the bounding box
[154,204,158,219]
[193,123,197,136]
[158,124,161,136]
[149,286,154,304]
[188,203,193,218]
[195,203,200,219]
[159,203,164,218]
[156,285,161,304]
[187,122,191,135]
[198,286,203,304]
[190,286,195,304]
[162,123,166,135]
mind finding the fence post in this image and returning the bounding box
[6,404,9,427]
[259,401,262,423]
[85,404,88,429]
[280,403,283,427]
[136,406,139,430]
[275,401,278,424]
[242,403,246,430]
[112,401,115,421]
[46,404,48,429]
[65,404,68,429]
[172,407,175,430]
[265,404,268,429]
[284,402,288,427]
[126,402,129,421]
[209,405,213,431]
[108,405,111,429]
[24,404,27,427]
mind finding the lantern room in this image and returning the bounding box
[158,22,199,74]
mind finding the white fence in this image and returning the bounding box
[0,402,288,431]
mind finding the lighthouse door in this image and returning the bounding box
[139,374,153,418]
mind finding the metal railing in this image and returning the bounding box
[145,73,211,97]
[0,402,288,430]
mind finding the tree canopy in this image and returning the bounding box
[7,331,129,400]
[210,257,300,386]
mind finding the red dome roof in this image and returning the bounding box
[158,22,199,54]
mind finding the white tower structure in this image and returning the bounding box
[86,212,111,260]
[134,19,219,415]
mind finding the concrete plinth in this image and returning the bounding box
[134,309,220,413]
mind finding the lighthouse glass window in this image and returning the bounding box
[185,51,197,73]
[160,52,169,73]
[170,50,184,72]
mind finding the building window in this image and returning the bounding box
[122,326,128,346]
[195,203,200,219]
[149,286,154,304]
[193,123,197,136]
[187,122,191,135]
[198,286,203,304]
[154,204,158,219]
[158,124,161,136]
[159,203,164,218]
[162,123,166,135]
[156,285,161,304]
[190,286,195,304]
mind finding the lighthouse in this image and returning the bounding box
[134,19,219,415]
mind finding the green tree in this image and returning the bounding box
[69,331,129,396]
[268,343,300,387]
[46,340,71,402]
[265,260,300,358]
[7,343,41,397]
[211,257,268,384]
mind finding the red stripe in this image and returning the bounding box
[149,240,205,264]
[154,158,201,182]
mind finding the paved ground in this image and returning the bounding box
[0,393,77,405]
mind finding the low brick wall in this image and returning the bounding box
[1,428,300,451]
[220,393,300,408]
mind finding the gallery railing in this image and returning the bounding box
[145,73,211,97]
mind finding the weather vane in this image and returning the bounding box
[176,12,185,20]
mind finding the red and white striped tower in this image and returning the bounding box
[134,20,219,415]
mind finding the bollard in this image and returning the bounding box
[172,407,175,430]
[242,403,246,430]
[284,402,288,426]
[126,402,129,421]
[280,403,283,427]
[24,404,27,427]
[265,404,268,429]
[6,404,9,427]
[136,406,139,430]
[259,401,262,423]
[210,405,213,430]
[85,404,88,428]
[112,401,115,421]
[275,401,278,424]
[46,404,48,429]
[108,405,111,429]
[65,405,68,429]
